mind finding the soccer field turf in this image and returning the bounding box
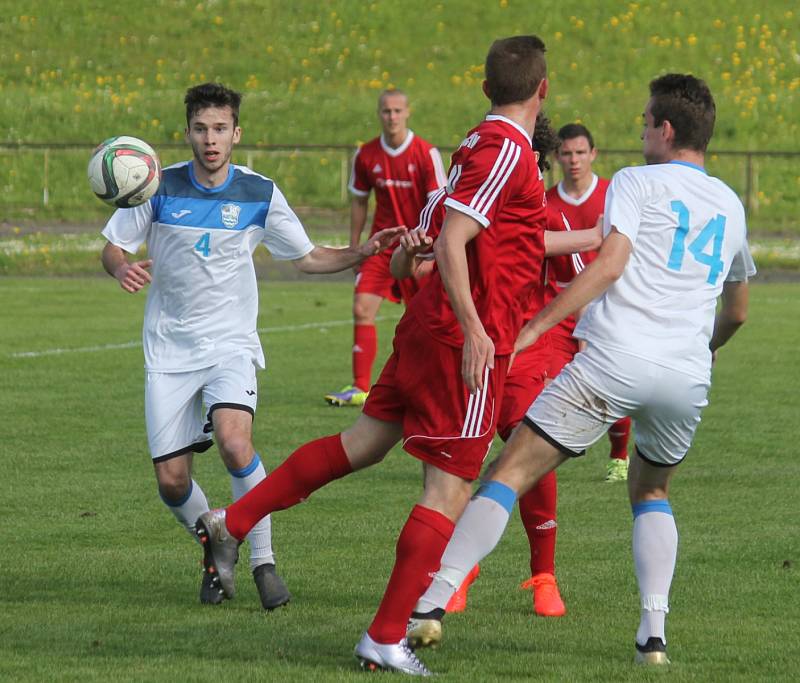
[2,277,798,681]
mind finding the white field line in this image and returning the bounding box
[9,315,400,359]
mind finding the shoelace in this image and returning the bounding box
[401,641,431,674]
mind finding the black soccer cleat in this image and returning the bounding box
[635,637,671,665]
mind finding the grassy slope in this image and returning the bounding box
[2,278,798,681]
[0,0,798,227]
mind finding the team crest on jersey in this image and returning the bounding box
[221,203,241,229]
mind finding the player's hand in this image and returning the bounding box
[462,326,495,394]
[400,228,433,257]
[587,214,604,250]
[114,259,152,293]
[359,226,406,257]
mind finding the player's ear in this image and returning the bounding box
[233,126,242,144]
[661,119,675,146]
[538,78,548,100]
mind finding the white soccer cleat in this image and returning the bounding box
[195,509,240,599]
[354,632,433,676]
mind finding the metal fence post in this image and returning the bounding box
[43,148,50,206]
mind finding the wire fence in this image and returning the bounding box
[1,142,797,233]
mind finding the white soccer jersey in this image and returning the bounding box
[102,162,314,372]
[575,161,756,382]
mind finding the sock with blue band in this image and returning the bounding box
[229,453,274,569]
[414,480,518,613]
[161,479,210,538]
[632,499,677,646]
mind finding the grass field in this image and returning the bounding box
[3,277,799,681]
[1,1,798,228]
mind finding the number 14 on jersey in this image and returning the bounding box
[667,200,726,285]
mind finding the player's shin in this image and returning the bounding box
[225,434,352,540]
[632,500,677,647]
[414,481,517,614]
[161,479,210,538]
[228,453,274,568]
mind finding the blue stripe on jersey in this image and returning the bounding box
[669,160,706,174]
[152,163,274,231]
[632,499,673,518]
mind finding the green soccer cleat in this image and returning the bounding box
[605,457,629,482]
[324,385,369,407]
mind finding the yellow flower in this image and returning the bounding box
[687,34,697,46]
[610,16,619,27]
[213,16,223,25]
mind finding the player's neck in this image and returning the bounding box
[561,173,594,198]
[489,101,538,140]
[383,128,409,149]
[193,161,230,188]
[665,148,705,168]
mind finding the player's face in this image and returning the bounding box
[556,136,596,184]
[186,106,242,181]
[378,94,410,139]
[641,98,667,164]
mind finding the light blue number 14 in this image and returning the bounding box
[667,200,726,285]
[194,232,211,258]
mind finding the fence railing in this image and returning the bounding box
[1,142,797,232]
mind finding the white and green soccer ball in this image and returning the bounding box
[88,135,161,208]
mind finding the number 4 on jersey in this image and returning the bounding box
[667,200,726,285]
[194,232,211,258]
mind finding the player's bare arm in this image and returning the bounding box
[709,280,749,354]
[389,228,433,279]
[349,194,370,272]
[101,241,152,294]
[292,227,406,274]
[543,214,604,256]
[515,228,631,353]
[434,209,494,393]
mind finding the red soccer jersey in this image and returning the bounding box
[544,175,609,342]
[408,115,548,355]
[349,131,447,235]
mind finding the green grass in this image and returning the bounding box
[1,1,798,228]
[2,277,799,681]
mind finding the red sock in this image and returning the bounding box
[367,505,455,644]
[519,470,558,577]
[608,416,631,460]
[226,434,352,540]
[353,324,377,391]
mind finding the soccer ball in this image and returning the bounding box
[88,136,161,208]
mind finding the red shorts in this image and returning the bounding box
[497,334,551,441]
[363,315,510,480]
[548,333,578,378]
[354,249,426,304]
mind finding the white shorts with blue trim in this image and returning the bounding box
[526,343,709,466]
[145,354,258,462]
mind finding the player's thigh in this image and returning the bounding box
[340,412,403,470]
[145,369,211,461]
[491,422,568,495]
[632,365,709,467]
[628,452,677,505]
[419,464,473,522]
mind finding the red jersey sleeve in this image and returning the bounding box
[443,135,524,229]
[348,146,371,197]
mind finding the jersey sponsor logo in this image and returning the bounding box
[170,209,192,219]
[221,203,241,229]
[376,178,414,189]
[372,163,382,174]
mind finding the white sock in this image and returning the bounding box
[230,454,274,570]
[632,500,678,646]
[415,481,516,614]
[161,479,210,538]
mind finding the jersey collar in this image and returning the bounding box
[380,130,415,157]
[188,162,235,193]
[556,174,599,206]
[485,114,532,146]
[669,160,707,174]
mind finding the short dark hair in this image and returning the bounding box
[485,35,547,106]
[184,82,243,127]
[557,123,595,149]
[648,74,715,152]
[532,112,559,172]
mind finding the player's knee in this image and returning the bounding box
[352,302,376,323]
[217,434,253,468]
[157,477,191,504]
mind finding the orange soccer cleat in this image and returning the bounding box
[445,564,481,613]
[520,572,566,617]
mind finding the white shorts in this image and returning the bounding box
[526,343,709,466]
[145,354,258,462]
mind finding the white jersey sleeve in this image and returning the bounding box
[726,241,757,282]
[602,167,646,245]
[101,200,154,253]
[261,184,315,260]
